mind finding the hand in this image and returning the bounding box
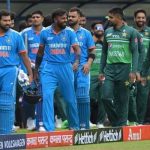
[82,63,91,74]
[129,72,136,83]
[136,72,141,81]
[72,61,79,71]
[28,74,33,83]
[98,73,105,82]
[33,69,39,83]
[140,77,147,86]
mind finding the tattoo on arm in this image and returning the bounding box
[35,45,44,71]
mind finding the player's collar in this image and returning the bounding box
[113,24,125,31]
[4,28,11,36]
[50,24,66,35]
[75,26,82,32]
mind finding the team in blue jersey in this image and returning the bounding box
[0,10,32,134]
[68,7,95,129]
[20,11,45,131]
[34,8,81,131]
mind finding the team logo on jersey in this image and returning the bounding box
[122,30,127,37]
[47,37,53,40]
[79,35,83,40]
[6,38,11,43]
[28,37,34,40]
[106,33,112,37]
[145,32,149,36]
[122,32,127,37]
[61,36,66,41]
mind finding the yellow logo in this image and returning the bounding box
[145,32,149,36]
[122,32,127,37]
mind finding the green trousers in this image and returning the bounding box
[101,63,130,126]
[136,81,150,124]
[54,88,67,121]
[128,84,138,122]
[90,75,106,124]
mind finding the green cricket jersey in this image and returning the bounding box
[100,25,138,73]
[90,41,103,76]
[138,26,150,60]
[134,29,144,72]
[140,26,150,76]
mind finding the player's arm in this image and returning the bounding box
[72,44,81,71]
[141,42,150,77]
[83,47,95,74]
[83,31,96,74]
[20,52,33,83]
[136,32,144,80]
[137,33,144,71]
[129,29,139,82]
[34,30,45,80]
[99,36,107,81]
[34,44,45,81]
[99,34,108,81]
[34,44,45,71]
[70,30,81,71]
[17,33,33,83]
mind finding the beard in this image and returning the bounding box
[58,22,66,29]
[136,21,145,28]
[95,33,103,38]
[0,24,9,32]
[68,20,78,27]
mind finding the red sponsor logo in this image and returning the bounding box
[0,52,9,57]
[31,48,38,54]
[50,49,65,55]
[26,132,49,149]
[123,125,150,141]
[49,130,74,147]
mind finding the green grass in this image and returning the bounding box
[33,140,150,150]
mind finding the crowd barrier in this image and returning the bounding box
[0,125,150,149]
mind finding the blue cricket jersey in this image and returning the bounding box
[40,25,79,63]
[21,26,45,63]
[71,27,95,65]
[0,29,26,68]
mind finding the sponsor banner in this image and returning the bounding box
[123,125,150,141]
[98,127,123,143]
[74,129,98,145]
[0,134,26,150]
[26,132,49,149]
[49,130,74,147]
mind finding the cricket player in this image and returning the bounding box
[21,10,45,131]
[99,8,138,126]
[134,9,150,124]
[68,7,95,129]
[34,8,80,131]
[90,21,106,128]
[0,10,32,134]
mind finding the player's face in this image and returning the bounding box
[68,11,80,27]
[10,19,15,28]
[32,14,43,26]
[93,24,104,37]
[27,18,33,27]
[55,14,67,29]
[135,12,146,28]
[79,16,86,27]
[0,16,11,32]
[108,13,120,26]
